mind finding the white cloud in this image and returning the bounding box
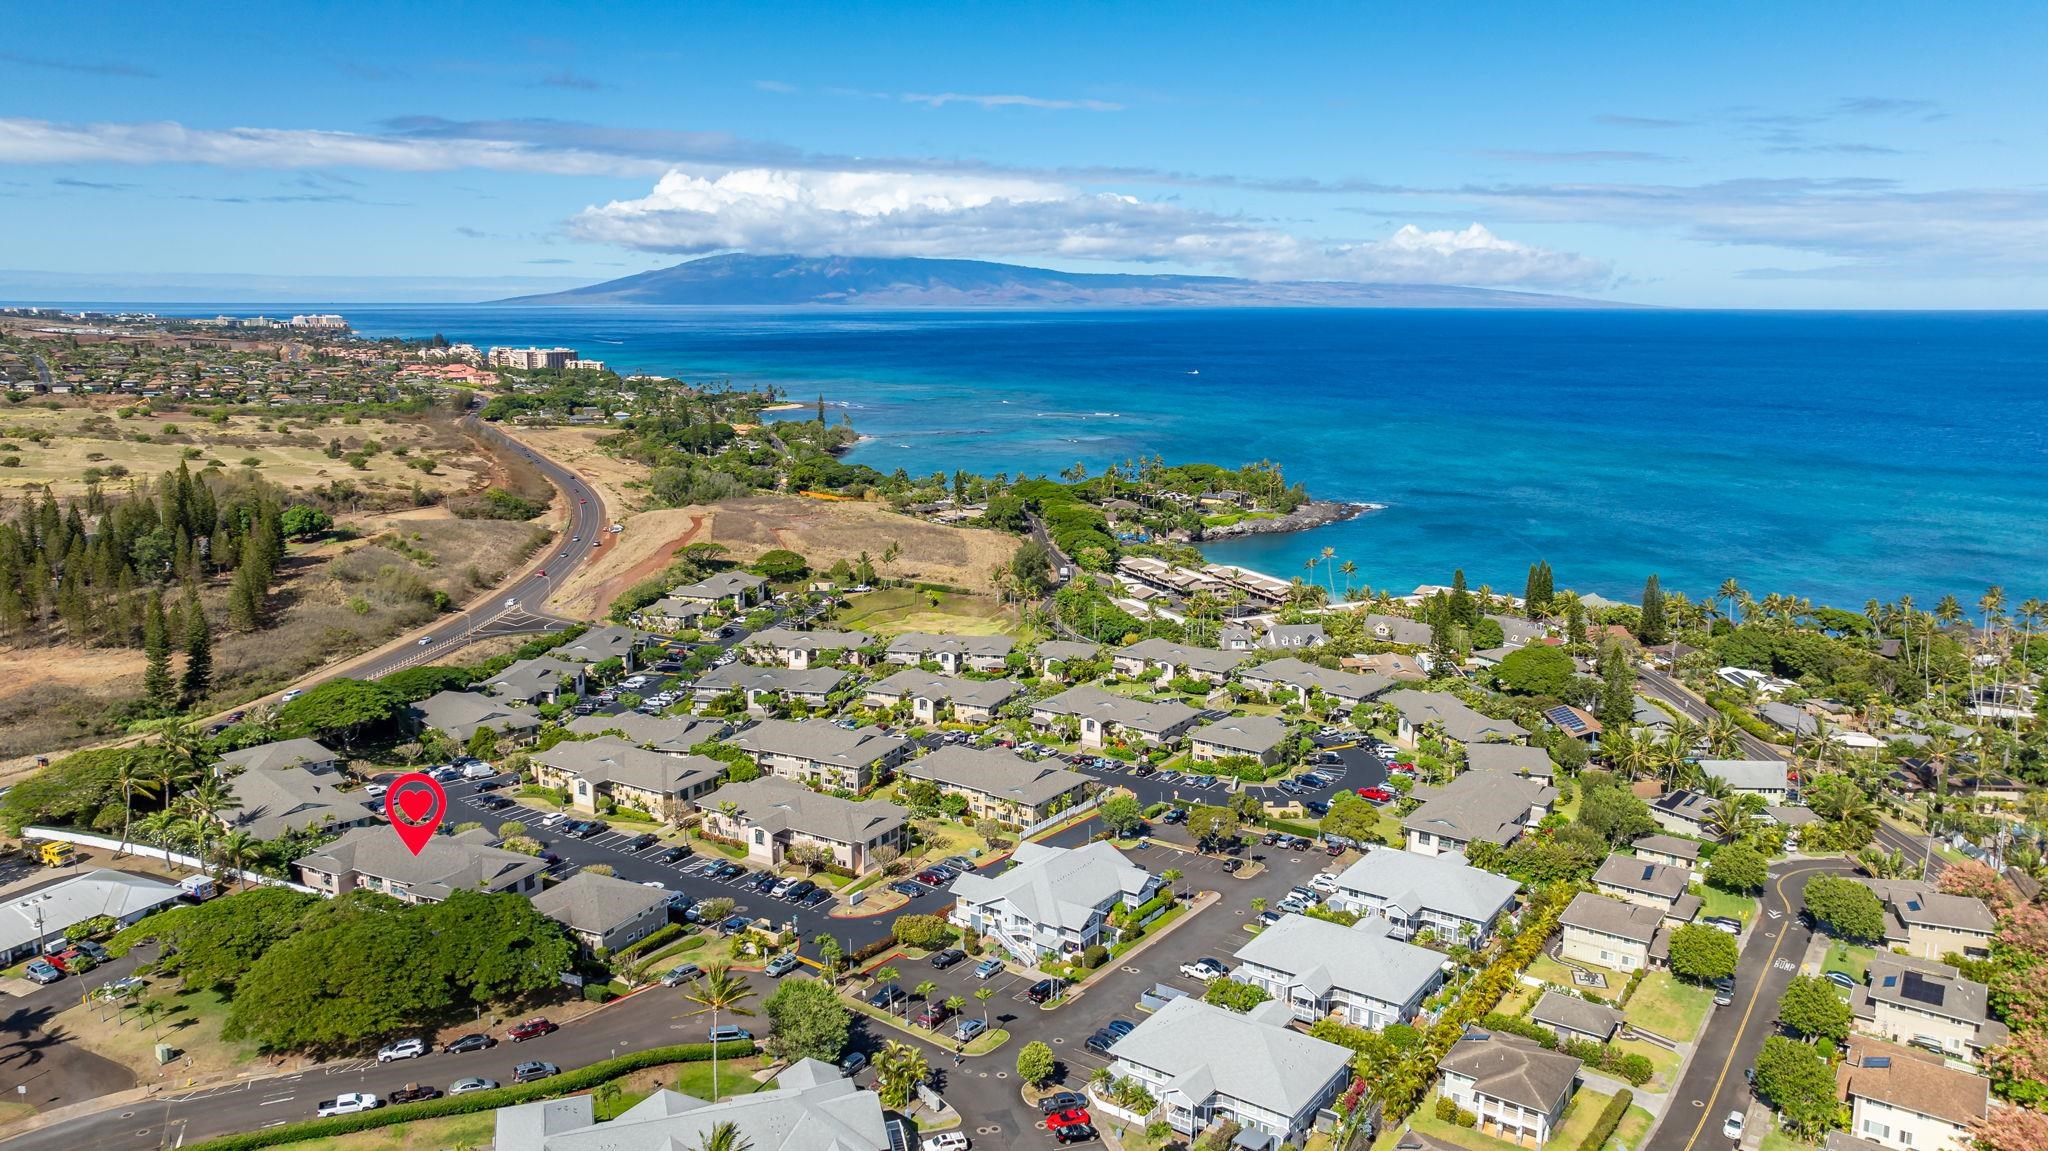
[0,117,668,177]
[568,167,1609,287]
[900,92,1124,112]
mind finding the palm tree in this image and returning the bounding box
[944,994,966,1018]
[873,1040,930,1110]
[213,830,259,888]
[1704,793,1767,843]
[1319,547,1337,598]
[1703,715,1743,758]
[914,980,938,1009]
[115,753,152,858]
[1717,579,1744,625]
[1339,560,1357,600]
[1250,897,1267,914]
[873,965,901,1017]
[695,1122,753,1151]
[683,965,756,1101]
[134,809,183,867]
[974,985,995,1028]
[592,1081,623,1116]
[1160,868,1182,899]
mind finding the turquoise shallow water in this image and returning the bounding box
[129,304,2048,606]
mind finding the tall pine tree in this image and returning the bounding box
[142,591,176,713]
[1597,641,1635,732]
[181,582,212,707]
[1638,573,1668,644]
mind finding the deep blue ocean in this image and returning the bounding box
[117,305,2048,606]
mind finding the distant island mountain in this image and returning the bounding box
[495,254,1623,308]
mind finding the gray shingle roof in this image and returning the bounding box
[1237,657,1391,703]
[1110,995,1351,1118]
[953,841,1154,931]
[695,663,848,697]
[1033,685,1200,735]
[898,746,1089,809]
[698,776,907,846]
[295,826,548,901]
[217,738,337,773]
[1116,638,1252,677]
[1857,879,1997,933]
[1334,849,1520,926]
[1232,913,1444,1006]
[552,624,647,664]
[1383,689,1530,743]
[729,719,907,769]
[1593,853,1692,901]
[1698,759,1789,792]
[1362,614,1435,646]
[864,670,1022,711]
[1033,640,1100,663]
[534,737,723,797]
[746,626,873,653]
[1464,744,1555,778]
[1560,892,1666,944]
[1631,834,1701,862]
[495,1058,885,1151]
[222,764,375,840]
[668,571,766,600]
[412,690,541,742]
[1861,955,1994,1026]
[1530,991,1624,1041]
[1191,714,1292,756]
[1438,1029,1580,1113]
[530,871,669,938]
[564,712,726,753]
[486,657,585,699]
[886,632,1014,659]
[0,870,183,956]
[1403,770,1554,847]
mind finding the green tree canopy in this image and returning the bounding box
[1495,644,1579,697]
[762,975,852,1063]
[1202,978,1272,1013]
[1754,1035,1840,1137]
[1777,975,1851,1042]
[749,549,809,581]
[1096,793,1146,838]
[1803,875,1888,942]
[276,678,407,749]
[1666,923,1739,982]
[1705,842,1768,893]
[279,504,334,540]
[1577,778,1657,844]
[1319,792,1381,843]
[1015,1040,1056,1085]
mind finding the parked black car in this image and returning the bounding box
[930,948,967,970]
[1026,979,1058,1003]
[1038,1092,1086,1114]
[622,833,659,852]
[658,845,693,863]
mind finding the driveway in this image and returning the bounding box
[0,941,158,1114]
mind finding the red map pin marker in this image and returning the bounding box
[385,772,447,855]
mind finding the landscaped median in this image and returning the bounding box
[179,1040,757,1151]
[844,993,1011,1057]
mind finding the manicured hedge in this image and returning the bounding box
[1577,1087,1633,1151]
[185,1039,755,1151]
[1258,815,1322,839]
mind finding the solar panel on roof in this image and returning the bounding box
[1906,898,1922,911]
[1882,975,1898,988]
[1864,1056,1891,1068]
[1642,865,1657,881]
[1545,706,1588,734]
[1900,971,1946,1006]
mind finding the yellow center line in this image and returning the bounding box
[1676,860,1833,1151]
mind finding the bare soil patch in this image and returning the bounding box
[499,424,643,517]
[551,494,1015,620]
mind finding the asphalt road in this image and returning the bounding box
[345,417,607,681]
[0,941,159,1113]
[1871,819,1949,881]
[1643,857,1856,1151]
[0,978,776,1151]
[1635,667,1788,763]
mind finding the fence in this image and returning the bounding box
[24,827,318,894]
[1018,792,1106,841]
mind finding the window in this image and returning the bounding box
[1862,1120,1890,1139]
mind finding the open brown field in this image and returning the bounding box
[499,424,645,518]
[0,402,491,500]
[0,508,549,769]
[551,494,1015,619]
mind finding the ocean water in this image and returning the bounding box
[136,305,2048,606]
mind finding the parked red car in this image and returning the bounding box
[1046,1108,1094,1130]
[1389,762,1417,774]
[1356,786,1396,802]
[506,1018,558,1042]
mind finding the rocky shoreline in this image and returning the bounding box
[1200,498,1382,539]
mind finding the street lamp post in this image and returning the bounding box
[16,895,50,961]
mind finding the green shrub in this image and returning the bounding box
[583,984,615,1003]
[185,1041,756,1151]
[1577,1088,1633,1151]
[1456,1108,1477,1128]
[1435,1096,1459,1122]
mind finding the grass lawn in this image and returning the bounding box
[1759,1129,1813,1151]
[837,588,1017,637]
[1526,952,1591,989]
[1612,1036,1682,1090]
[911,819,991,863]
[1497,982,1541,1017]
[1548,1088,1617,1150]
[1698,887,1759,927]
[673,1055,776,1100]
[63,984,259,1077]
[1624,972,1713,1042]
[1824,940,1875,983]
[844,995,1009,1054]
[1613,1104,1654,1151]
[233,1113,499,1151]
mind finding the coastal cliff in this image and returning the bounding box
[1199,499,1382,539]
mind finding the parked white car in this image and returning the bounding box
[1722,1111,1745,1139]
[316,1093,381,1117]
[1309,872,1340,893]
[376,1038,426,1063]
[1179,958,1228,981]
[924,1134,971,1151]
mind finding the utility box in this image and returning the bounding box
[154,1043,174,1066]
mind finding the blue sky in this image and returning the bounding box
[2,1,2043,306]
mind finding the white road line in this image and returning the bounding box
[257,1096,297,1106]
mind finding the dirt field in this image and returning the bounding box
[550,494,1016,620]
[0,402,490,500]
[0,510,549,769]
[499,424,644,519]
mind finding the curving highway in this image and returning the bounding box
[346,417,608,681]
